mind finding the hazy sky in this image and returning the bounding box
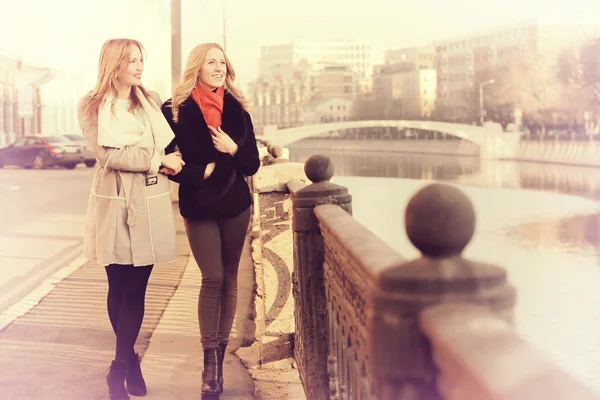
[1,0,600,91]
[184,0,600,86]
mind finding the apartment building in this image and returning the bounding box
[435,17,600,121]
[259,39,382,80]
[372,45,437,119]
[250,39,378,133]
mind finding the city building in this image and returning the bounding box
[0,56,56,146]
[248,62,361,134]
[302,97,353,125]
[250,39,386,133]
[259,39,383,81]
[385,45,436,69]
[372,45,437,119]
[308,64,360,100]
[435,17,600,121]
[247,64,311,133]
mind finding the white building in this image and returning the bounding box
[259,40,383,80]
[0,56,55,145]
[302,97,353,125]
[40,73,85,136]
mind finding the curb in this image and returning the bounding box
[0,252,87,331]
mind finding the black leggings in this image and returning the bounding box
[184,207,251,350]
[105,264,153,361]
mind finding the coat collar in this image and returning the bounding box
[179,90,247,145]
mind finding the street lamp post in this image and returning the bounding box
[222,0,227,51]
[479,78,495,125]
[170,0,182,92]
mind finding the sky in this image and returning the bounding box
[186,0,600,85]
[1,0,600,92]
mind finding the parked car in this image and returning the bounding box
[0,136,84,169]
[63,134,96,167]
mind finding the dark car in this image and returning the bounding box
[63,134,96,168]
[0,136,85,169]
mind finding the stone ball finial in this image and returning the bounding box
[304,154,335,183]
[405,183,475,258]
[268,145,283,158]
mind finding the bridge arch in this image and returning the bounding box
[261,120,520,159]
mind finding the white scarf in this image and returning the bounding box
[97,87,174,152]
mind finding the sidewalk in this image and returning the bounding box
[138,231,256,399]
[0,205,256,399]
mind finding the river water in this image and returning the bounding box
[289,143,600,393]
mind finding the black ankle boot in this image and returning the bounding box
[107,360,130,400]
[201,348,220,396]
[217,343,227,394]
[126,353,147,396]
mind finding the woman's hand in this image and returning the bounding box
[209,126,238,156]
[204,162,216,179]
[160,152,185,174]
[159,167,176,175]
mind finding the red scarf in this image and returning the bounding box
[191,85,224,129]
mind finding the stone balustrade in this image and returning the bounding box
[246,148,599,399]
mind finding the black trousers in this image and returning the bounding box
[105,264,153,361]
[184,207,251,350]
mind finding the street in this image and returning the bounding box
[0,165,93,314]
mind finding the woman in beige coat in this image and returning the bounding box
[77,38,185,400]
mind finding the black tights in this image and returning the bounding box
[105,264,153,362]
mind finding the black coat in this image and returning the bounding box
[161,91,260,219]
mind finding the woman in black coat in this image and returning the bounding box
[161,42,259,398]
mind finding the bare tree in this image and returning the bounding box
[484,52,566,131]
[351,94,385,120]
[558,38,600,118]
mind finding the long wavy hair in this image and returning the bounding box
[169,43,247,123]
[83,38,155,121]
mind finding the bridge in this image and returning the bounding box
[262,120,521,159]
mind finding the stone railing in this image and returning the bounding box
[248,152,600,399]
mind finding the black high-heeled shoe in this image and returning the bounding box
[126,353,147,396]
[201,348,220,399]
[107,360,130,400]
[217,343,227,394]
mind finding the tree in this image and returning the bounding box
[556,37,600,130]
[484,52,566,132]
[431,96,447,121]
[350,94,385,120]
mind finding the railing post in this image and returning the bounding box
[368,183,516,399]
[292,155,352,400]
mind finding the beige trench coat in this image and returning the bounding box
[77,94,178,267]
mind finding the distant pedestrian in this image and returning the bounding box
[161,42,259,398]
[77,38,185,400]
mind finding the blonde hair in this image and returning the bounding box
[83,38,155,120]
[169,42,247,123]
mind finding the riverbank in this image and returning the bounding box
[289,138,600,168]
[288,138,479,156]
